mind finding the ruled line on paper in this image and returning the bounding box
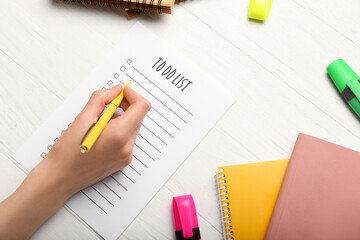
[91,185,115,207]
[132,66,194,116]
[101,180,122,199]
[110,175,128,191]
[126,73,188,124]
[129,165,142,176]
[141,124,167,146]
[118,79,125,85]
[145,115,174,138]
[81,190,107,214]
[150,107,181,131]
[120,170,135,184]
[134,143,155,161]
[138,133,161,153]
[133,155,148,168]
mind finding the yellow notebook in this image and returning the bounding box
[217,159,289,240]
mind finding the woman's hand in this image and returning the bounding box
[0,85,150,239]
[42,84,151,196]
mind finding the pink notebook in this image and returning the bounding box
[266,133,360,240]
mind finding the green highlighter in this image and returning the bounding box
[327,59,360,119]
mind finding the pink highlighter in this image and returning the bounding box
[172,195,201,240]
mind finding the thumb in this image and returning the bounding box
[82,84,123,120]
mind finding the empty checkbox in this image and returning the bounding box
[114,73,119,79]
[102,87,106,90]
[47,145,52,150]
[126,59,132,64]
[54,138,58,142]
[120,66,126,72]
[40,152,46,158]
[107,80,113,86]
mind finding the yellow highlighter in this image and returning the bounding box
[80,80,131,153]
[249,0,273,21]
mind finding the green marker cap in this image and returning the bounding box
[327,59,359,92]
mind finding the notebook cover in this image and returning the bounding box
[218,159,289,240]
[266,133,360,240]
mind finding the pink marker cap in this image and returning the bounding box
[172,194,201,240]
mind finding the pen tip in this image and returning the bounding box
[125,80,132,87]
[80,146,88,154]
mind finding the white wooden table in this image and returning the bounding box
[1,0,359,239]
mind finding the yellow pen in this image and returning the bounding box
[80,80,131,153]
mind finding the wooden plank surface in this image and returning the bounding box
[0,0,359,239]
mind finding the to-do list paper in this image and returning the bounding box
[14,22,235,240]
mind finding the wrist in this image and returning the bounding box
[0,159,73,239]
[28,159,74,206]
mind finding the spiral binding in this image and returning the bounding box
[63,0,158,12]
[216,168,234,240]
[149,0,154,12]
[158,0,162,14]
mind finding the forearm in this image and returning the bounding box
[0,161,72,239]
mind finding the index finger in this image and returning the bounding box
[113,87,151,129]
